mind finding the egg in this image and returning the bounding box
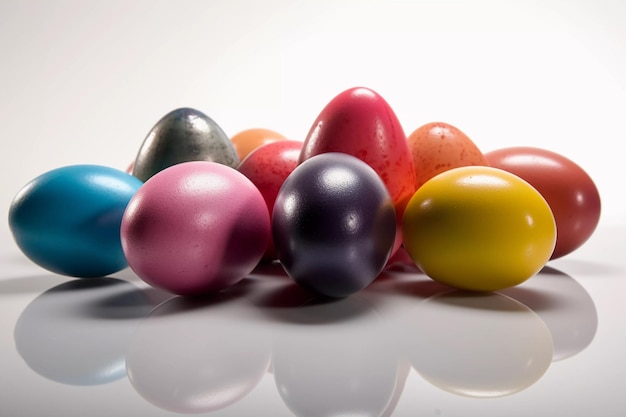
[121,161,270,296]
[230,128,287,160]
[299,86,417,254]
[485,146,601,259]
[272,153,396,298]
[132,107,239,182]
[9,165,143,277]
[407,121,488,189]
[402,166,556,291]
[238,140,303,260]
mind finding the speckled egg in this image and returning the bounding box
[299,87,417,254]
[9,165,143,277]
[407,122,488,189]
[121,161,270,296]
[132,107,239,182]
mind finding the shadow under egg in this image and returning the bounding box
[405,290,553,398]
[125,293,272,414]
[14,277,153,386]
[270,295,401,417]
[501,266,598,361]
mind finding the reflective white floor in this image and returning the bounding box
[0,225,624,417]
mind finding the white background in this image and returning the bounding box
[1,0,625,238]
[1,3,626,416]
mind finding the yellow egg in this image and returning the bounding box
[402,166,556,291]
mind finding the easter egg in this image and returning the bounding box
[230,128,287,160]
[272,153,396,298]
[299,86,417,254]
[407,121,488,189]
[402,166,556,291]
[238,140,303,260]
[9,165,143,277]
[121,161,270,296]
[485,146,601,259]
[132,107,239,182]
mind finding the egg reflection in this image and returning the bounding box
[126,293,271,414]
[501,266,598,361]
[406,290,553,398]
[14,277,153,385]
[271,295,401,417]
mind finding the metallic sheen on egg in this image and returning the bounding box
[132,107,239,182]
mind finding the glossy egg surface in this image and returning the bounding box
[272,153,396,298]
[485,146,601,259]
[402,166,556,291]
[121,161,270,296]
[9,165,143,277]
[132,107,239,182]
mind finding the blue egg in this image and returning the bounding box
[9,165,143,277]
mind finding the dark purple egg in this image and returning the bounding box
[272,153,396,298]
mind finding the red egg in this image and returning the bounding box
[485,147,601,259]
[231,128,287,161]
[238,140,303,260]
[299,87,417,254]
[407,122,488,189]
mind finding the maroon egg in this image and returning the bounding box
[272,153,396,298]
[238,140,303,260]
[485,147,601,259]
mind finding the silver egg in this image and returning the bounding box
[132,107,239,182]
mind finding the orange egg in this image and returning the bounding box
[407,122,488,189]
[230,128,288,160]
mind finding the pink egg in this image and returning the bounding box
[121,161,270,296]
[238,140,302,260]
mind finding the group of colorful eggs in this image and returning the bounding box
[8,87,601,298]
